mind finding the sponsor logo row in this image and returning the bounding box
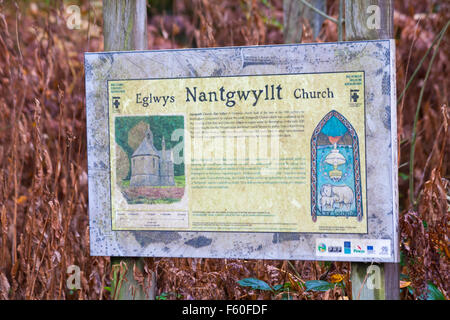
[317,240,390,256]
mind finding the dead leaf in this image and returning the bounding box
[330,273,344,283]
[400,281,411,288]
[16,195,27,204]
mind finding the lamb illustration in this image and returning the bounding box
[320,184,354,211]
[320,195,334,211]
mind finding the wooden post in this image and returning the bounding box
[103,0,155,300]
[283,0,305,43]
[345,0,399,300]
[345,0,394,40]
[103,0,148,51]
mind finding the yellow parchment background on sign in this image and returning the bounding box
[108,71,367,234]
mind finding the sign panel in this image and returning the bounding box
[108,72,367,234]
[85,40,398,262]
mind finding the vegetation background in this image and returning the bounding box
[0,0,448,300]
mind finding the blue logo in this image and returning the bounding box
[344,241,351,254]
[367,245,374,254]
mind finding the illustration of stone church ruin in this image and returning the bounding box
[129,126,175,187]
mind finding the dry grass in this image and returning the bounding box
[0,1,108,300]
[0,0,448,300]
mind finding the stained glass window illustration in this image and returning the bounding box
[311,110,363,222]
